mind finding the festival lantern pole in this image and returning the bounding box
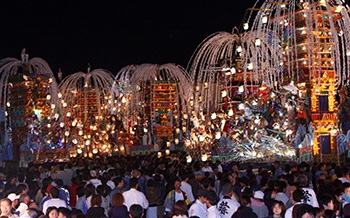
[112,64,192,156]
[59,67,115,157]
[0,49,61,164]
[241,0,350,162]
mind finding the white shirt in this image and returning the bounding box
[202,166,213,173]
[338,177,350,183]
[285,202,301,218]
[42,198,67,214]
[88,178,102,188]
[208,205,221,218]
[217,197,240,218]
[181,181,195,202]
[123,188,149,211]
[188,199,208,218]
[302,187,319,208]
[16,203,28,216]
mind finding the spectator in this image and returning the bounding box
[122,177,149,211]
[109,192,128,218]
[206,191,220,218]
[285,189,306,218]
[297,174,319,208]
[84,184,96,209]
[188,189,208,218]
[0,198,19,218]
[275,180,289,205]
[67,177,80,208]
[164,178,190,217]
[172,200,188,218]
[45,206,58,218]
[57,207,71,218]
[129,204,144,218]
[273,161,283,180]
[292,204,315,218]
[42,187,67,214]
[202,161,213,173]
[88,170,102,188]
[217,183,240,218]
[86,194,104,218]
[180,172,195,203]
[266,200,285,218]
[74,186,87,214]
[16,194,30,216]
[319,194,334,211]
[231,195,258,218]
[251,190,268,218]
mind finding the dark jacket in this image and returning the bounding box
[232,206,258,218]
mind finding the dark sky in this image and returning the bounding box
[0,0,253,78]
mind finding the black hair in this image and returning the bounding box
[129,204,144,218]
[129,177,139,188]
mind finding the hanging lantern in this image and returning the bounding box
[228,108,234,117]
[186,155,192,163]
[262,15,268,24]
[165,149,170,155]
[201,153,208,162]
[215,131,221,139]
[243,22,249,30]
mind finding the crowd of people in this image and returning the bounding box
[0,152,349,218]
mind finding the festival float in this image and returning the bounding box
[59,67,116,158]
[239,0,350,163]
[187,30,296,163]
[0,50,61,166]
[112,64,192,156]
[185,0,350,163]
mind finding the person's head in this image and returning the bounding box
[50,187,59,199]
[131,168,141,178]
[344,182,350,196]
[197,189,208,204]
[46,206,58,218]
[253,190,265,202]
[292,204,315,218]
[129,204,144,218]
[293,188,306,203]
[76,186,85,198]
[84,184,96,197]
[114,177,125,188]
[172,200,188,217]
[297,174,309,187]
[0,198,12,216]
[264,188,276,200]
[314,207,325,218]
[221,183,233,197]
[174,178,181,191]
[16,184,28,195]
[240,195,251,207]
[319,194,334,211]
[90,194,102,207]
[206,191,218,207]
[319,162,327,172]
[58,207,71,218]
[274,161,280,168]
[7,193,19,208]
[26,208,40,218]
[289,182,299,198]
[112,192,125,207]
[272,200,285,216]
[276,180,287,193]
[129,177,139,189]
[19,193,30,204]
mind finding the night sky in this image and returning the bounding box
[0,0,253,78]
